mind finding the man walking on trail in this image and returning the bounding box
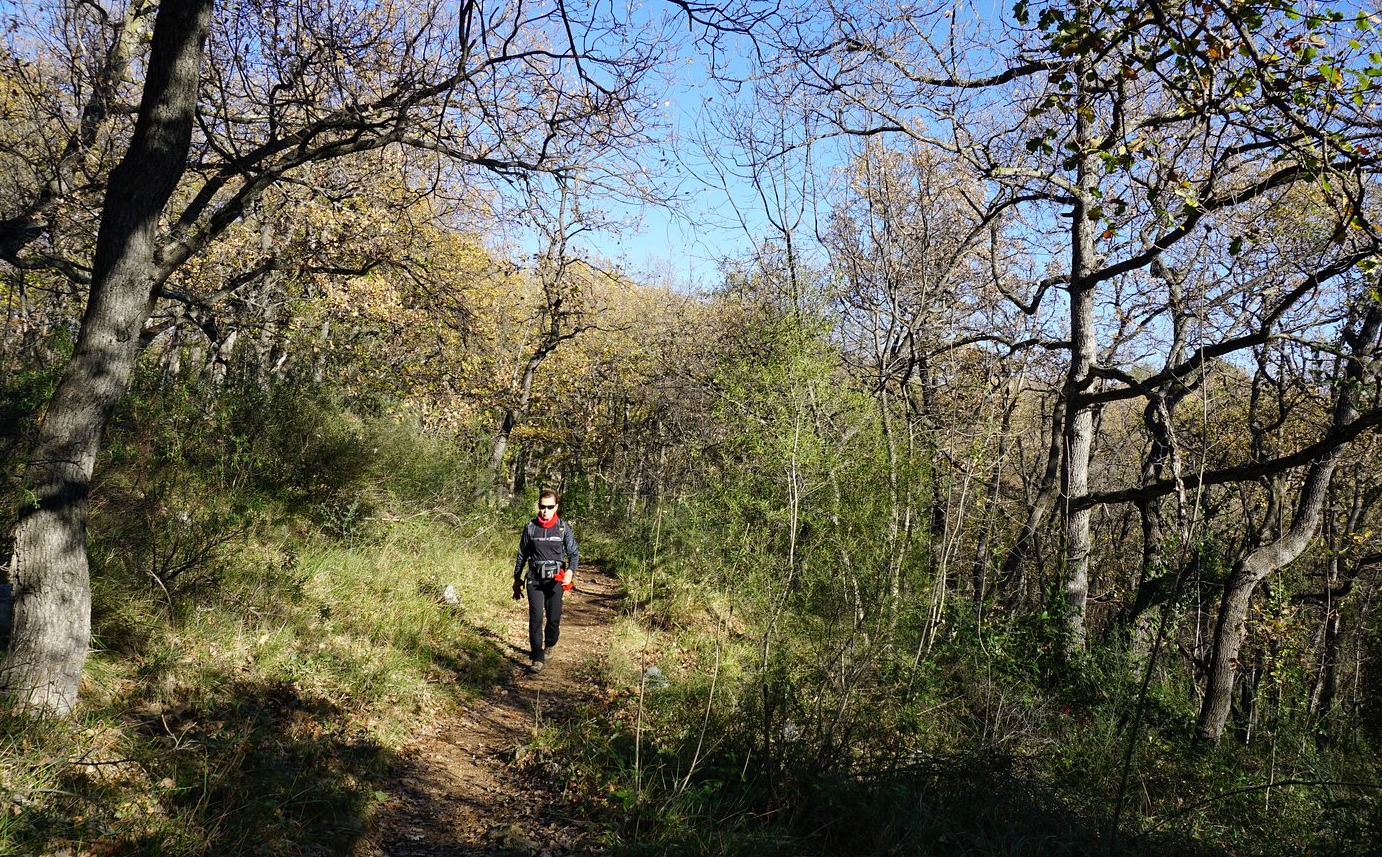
[513,488,579,673]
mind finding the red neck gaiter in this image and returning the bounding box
[536,514,559,529]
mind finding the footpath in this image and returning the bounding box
[357,565,624,856]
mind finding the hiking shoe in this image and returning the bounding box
[530,659,545,673]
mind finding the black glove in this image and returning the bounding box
[512,580,523,600]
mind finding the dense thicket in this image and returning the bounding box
[546,251,1380,855]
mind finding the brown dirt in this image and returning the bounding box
[354,565,623,857]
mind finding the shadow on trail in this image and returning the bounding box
[489,570,626,746]
[147,679,390,855]
[10,616,518,855]
[10,675,409,856]
[364,563,624,857]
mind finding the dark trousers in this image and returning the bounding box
[526,579,563,660]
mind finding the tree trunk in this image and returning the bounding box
[1235,661,1262,744]
[490,407,518,481]
[1127,384,1196,648]
[1195,299,1382,742]
[0,0,214,715]
[1061,49,1099,652]
[1307,504,1365,733]
[973,378,1020,605]
[998,394,1065,602]
[1308,606,1341,726]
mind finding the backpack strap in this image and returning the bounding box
[528,520,565,538]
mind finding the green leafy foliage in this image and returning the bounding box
[531,264,1382,855]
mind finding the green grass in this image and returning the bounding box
[3,379,1379,857]
[0,516,515,856]
[539,515,1382,857]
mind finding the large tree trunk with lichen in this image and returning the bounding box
[0,0,214,716]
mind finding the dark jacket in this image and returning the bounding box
[514,517,579,584]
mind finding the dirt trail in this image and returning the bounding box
[356,566,623,857]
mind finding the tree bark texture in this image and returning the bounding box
[0,0,214,715]
[1062,51,1099,652]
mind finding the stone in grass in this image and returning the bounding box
[642,665,668,691]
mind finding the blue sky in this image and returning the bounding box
[555,11,786,292]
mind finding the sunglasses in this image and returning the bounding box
[538,504,556,510]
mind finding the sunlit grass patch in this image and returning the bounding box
[2,512,519,856]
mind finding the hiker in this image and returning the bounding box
[512,488,579,672]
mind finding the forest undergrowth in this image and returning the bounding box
[550,511,1382,857]
[0,370,1379,856]
[0,377,528,855]
[0,517,514,857]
